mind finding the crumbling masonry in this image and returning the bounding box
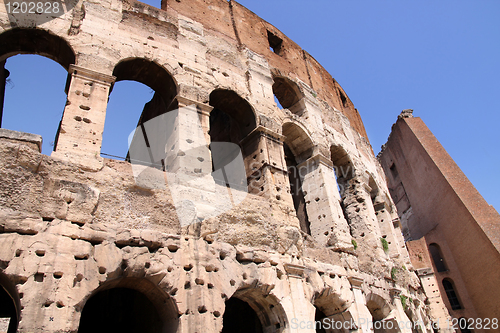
[0,1,452,332]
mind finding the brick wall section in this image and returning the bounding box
[379,115,500,320]
[163,0,369,139]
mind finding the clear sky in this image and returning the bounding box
[2,0,499,212]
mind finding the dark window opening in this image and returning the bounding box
[314,307,327,333]
[389,163,399,178]
[284,143,310,235]
[272,76,302,111]
[429,243,447,272]
[331,145,354,198]
[78,287,175,333]
[209,89,256,185]
[338,88,348,108]
[442,279,462,310]
[267,31,283,55]
[222,297,263,333]
[0,284,18,333]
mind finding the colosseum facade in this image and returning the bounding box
[0,0,452,332]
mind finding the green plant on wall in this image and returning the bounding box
[400,295,408,310]
[351,239,357,250]
[391,267,397,280]
[381,238,389,252]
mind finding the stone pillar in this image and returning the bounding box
[52,65,115,170]
[343,176,384,255]
[281,263,316,333]
[297,154,353,251]
[165,96,213,179]
[390,288,413,333]
[412,299,429,333]
[347,277,373,333]
[241,126,291,206]
[373,198,401,258]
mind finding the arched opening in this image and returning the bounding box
[314,307,327,333]
[366,293,393,333]
[314,288,351,333]
[0,274,21,333]
[102,58,177,161]
[78,278,178,333]
[442,278,462,310]
[222,289,287,333]
[330,145,354,198]
[222,297,263,333]
[0,28,75,154]
[208,89,256,175]
[282,122,314,235]
[428,243,447,272]
[272,76,303,114]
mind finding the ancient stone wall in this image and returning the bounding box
[0,1,443,332]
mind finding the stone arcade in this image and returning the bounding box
[0,0,452,332]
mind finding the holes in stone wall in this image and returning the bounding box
[74,254,89,260]
[34,273,44,282]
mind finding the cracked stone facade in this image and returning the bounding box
[0,1,452,332]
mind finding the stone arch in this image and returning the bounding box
[366,292,393,332]
[282,121,314,235]
[209,89,257,179]
[0,272,21,333]
[103,58,178,161]
[272,76,304,114]
[209,88,257,142]
[0,28,75,144]
[110,58,178,114]
[330,144,355,193]
[428,243,447,272]
[77,277,179,333]
[222,288,287,333]
[282,121,314,164]
[0,28,75,69]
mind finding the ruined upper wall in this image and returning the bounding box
[162,0,368,139]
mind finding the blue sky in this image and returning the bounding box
[2,0,499,211]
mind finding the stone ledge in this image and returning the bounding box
[0,128,42,152]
